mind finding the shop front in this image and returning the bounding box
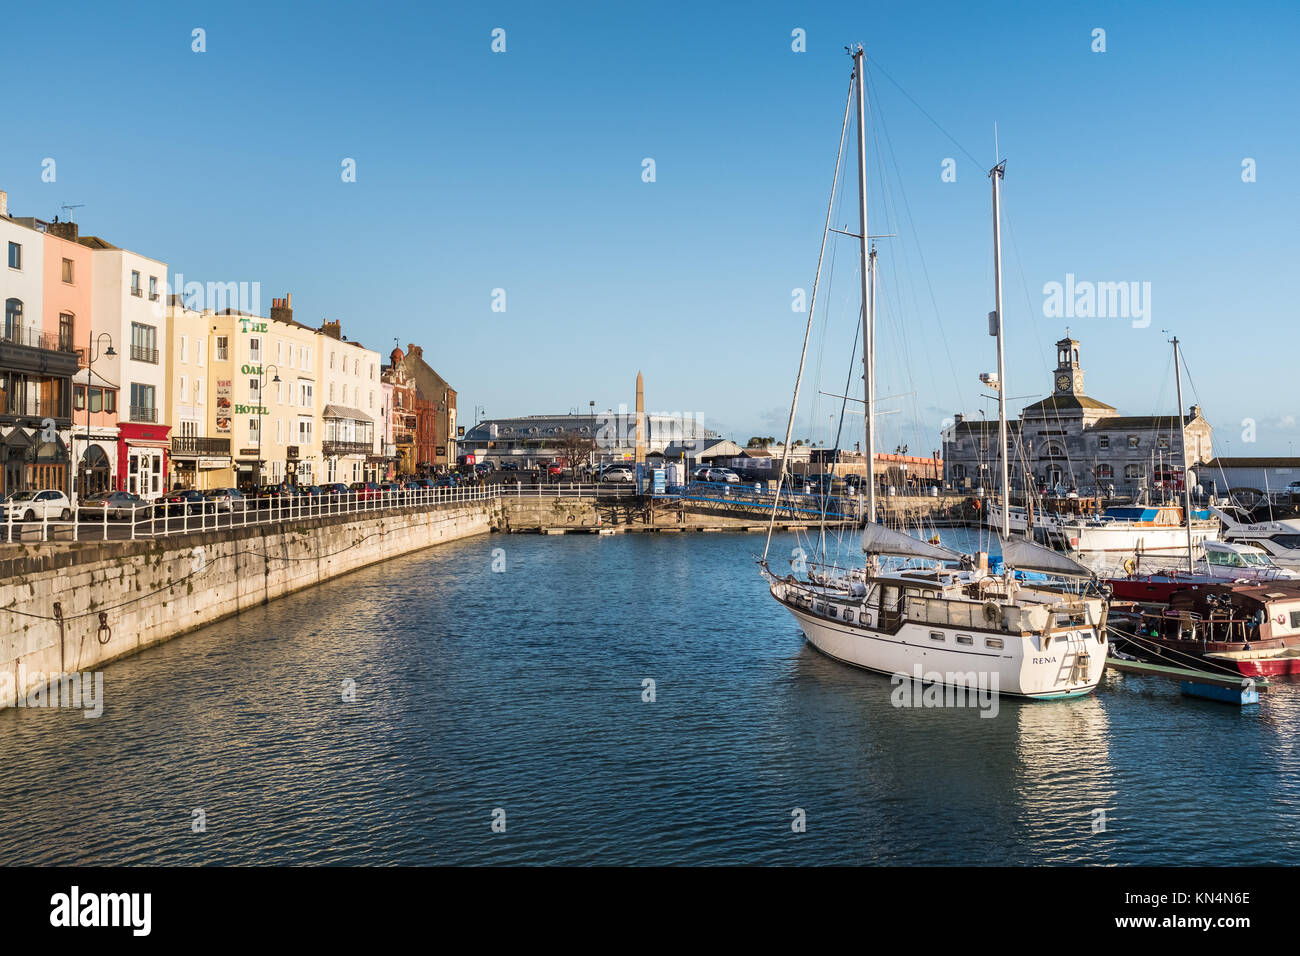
[1,427,71,497]
[117,422,171,499]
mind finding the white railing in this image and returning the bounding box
[1,482,644,544]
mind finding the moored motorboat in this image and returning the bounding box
[1107,540,1300,603]
[1204,646,1300,677]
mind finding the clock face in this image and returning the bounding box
[1056,374,1071,392]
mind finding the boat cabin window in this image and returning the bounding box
[1207,549,1244,567]
[1291,611,1300,629]
[930,631,945,642]
[956,634,973,646]
[986,638,1004,650]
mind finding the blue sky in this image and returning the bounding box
[4,1,1296,454]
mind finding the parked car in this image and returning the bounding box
[600,465,636,483]
[2,490,73,522]
[499,461,519,472]
[692,467,741,484]
[432,475,458,488]
[349,481,382,501]
[404,478,434,491]
[78,490,150,521]
[204,488,247,513]
[319,482,350,496]
[162,489,209,515]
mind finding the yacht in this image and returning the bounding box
[1212,505,1300,569]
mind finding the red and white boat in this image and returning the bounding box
[1107,540,1300,603]
[1113,581,1300,676]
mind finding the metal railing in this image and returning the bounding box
[0,324,79,353]
[322,440,373,457]
[129,344,159,364]
[129,405,158,423]
[0,483,657,543]
[171,436,232,457]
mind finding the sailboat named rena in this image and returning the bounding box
[760,47,1110,700]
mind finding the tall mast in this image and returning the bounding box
[990,159,1009,540]
[1171,335,1195,572]
[853,46,875,530]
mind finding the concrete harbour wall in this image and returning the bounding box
[0,500,496,709]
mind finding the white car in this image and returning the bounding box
[2,489,73,521]
[600,466,635,483]
[693,467,741,483]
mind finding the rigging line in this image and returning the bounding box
[818,312,863,560]
[865,55,985,173]
[764,75,855,564]
[864,61,967,427]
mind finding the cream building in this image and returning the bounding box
[318,319,382,484]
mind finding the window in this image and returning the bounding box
[62,258,74,283]
[276,380,284,404]
[179,375,187,398]
[105,390,116,413]
[329,352,335,370]
[195,379,203,403]
[1158,437,1170,450]
[89,388,103,413]
[4,298,22,338]
[1098,435,1109,449]
[197,338,205,366]
[1128,435,1140,449]
[249,418,260,438]
[59,313,73,350]
[1291,611,1300,629]
[1125,464,1145,480]
[215,336,229,361]
[302,347,310,371]
[986,638,1004,650]
[277,419,283,444]
[369,391,374,409]
[329,383,335,401]
[300,382,313,407]
[249,378,260,400]
[129,383,157,421]
[277,341,283,364]
[130,271,142,296]
[930,631,945,642]
[249,337,261,362]
[370,364,375,380]
[74,386,86,411]
[298,417,313,444]
[7,242,20,269]
[148,276,159,301]
[1095,464,1114,479]
[130,323,158,363]
[956,634,973,646]
[180,336,188,363]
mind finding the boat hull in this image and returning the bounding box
[776,588,1106,699]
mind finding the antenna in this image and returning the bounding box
[993,123,1000,165]
[60,201,86,221]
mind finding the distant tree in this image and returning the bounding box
[554,430,597,474]
[746,436,776,448]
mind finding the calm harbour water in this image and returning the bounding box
[1,528,1298,866]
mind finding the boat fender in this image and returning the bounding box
[1123,557,1136,576]
[982,601,1000,624]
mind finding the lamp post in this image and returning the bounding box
[79,332,115,499]
[255,363,280,488]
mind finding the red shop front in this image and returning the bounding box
[116,422,171,499]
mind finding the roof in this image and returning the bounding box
[1203,457,1300,469]
[1089,415,1195,431]
[953,420,1022,435]
[72,367,119,389]
[322,404,373,422]
[1020,395,1117,414]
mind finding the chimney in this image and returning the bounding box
[320,319,342,340]
[270,294,294,325]
[47,220,79,242]
[0,190,6,218]
[953,413,964,425]
[1190,404,1201,420]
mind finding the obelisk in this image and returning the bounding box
[634,370,646,465]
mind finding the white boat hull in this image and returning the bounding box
[1055,522,1218,555]
[773,584,1106,699]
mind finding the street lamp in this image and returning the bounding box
[255,364,280,488]
[79,332,115,498]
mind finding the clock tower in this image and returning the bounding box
[1053,333,1085,397]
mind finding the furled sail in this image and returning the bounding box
[862,522,964,562]
[1000,535,1094,578]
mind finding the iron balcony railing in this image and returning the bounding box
[129,344,159,364]
[322,440,373,457]
[0,325,79,353]
[171,436,232,457]
[129,405,158,423]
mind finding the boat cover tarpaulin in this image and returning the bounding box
[1000,535,1095,578]
[861,522,964,562]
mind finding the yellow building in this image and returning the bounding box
[165,297,233,489]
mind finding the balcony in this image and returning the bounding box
[1,324,79,354]
[129,344,159,364]
[322,440,372,457]
[130,287,143,298]
[0,398,69,421]
[129,405,158,423]
[171,435,231,458]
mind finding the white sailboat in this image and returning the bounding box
[761,47,1109,700]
